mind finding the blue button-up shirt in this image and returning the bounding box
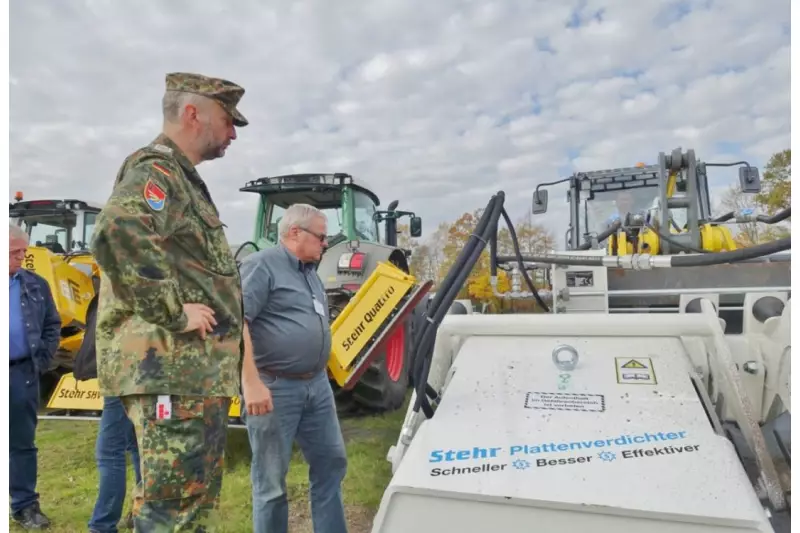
[9,273,30,360]
[239,245,331,375]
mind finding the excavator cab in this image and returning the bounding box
[526,148,788,328]
[10,193,102,255]
[532,153,752,254]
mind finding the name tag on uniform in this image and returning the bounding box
[313,297,326,316]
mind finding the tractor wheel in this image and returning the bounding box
[349,320,410,412]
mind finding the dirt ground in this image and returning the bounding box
[290,502,376,533]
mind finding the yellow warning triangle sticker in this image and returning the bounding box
[621,359,648,369]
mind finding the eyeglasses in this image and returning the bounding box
[298,227,327,243]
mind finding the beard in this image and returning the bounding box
[195,115,229,162]
[201,142,226,161]
[198,131,228,161]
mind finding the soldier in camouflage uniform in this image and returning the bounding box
[90,72,249,531]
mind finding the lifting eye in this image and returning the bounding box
[552,344,579,372]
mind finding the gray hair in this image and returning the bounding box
[162,91,213,123]
[9,223,28,243]
[278,204,326,238]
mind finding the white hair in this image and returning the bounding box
[278,203,326,238]
[162,91,213,124]
[9,223,28,243]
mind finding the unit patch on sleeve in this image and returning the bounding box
[144,179,167,211]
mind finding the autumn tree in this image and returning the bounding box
[435,210,482,301]
[431,209,554,312]
[438,210,480,284]
[496,213,556,277]
[756,149,791,214]
[717,148,790,246]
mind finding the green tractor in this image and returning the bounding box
[236,173,425,413]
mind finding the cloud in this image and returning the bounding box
[9,0,790,248]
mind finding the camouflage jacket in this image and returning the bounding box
[91,133,243,398]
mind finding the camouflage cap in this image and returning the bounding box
[165,72,249,127]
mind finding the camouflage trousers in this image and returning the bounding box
[121,394,231,532]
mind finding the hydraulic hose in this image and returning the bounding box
[495,253,605,266]
[669,236,790,266]
[710,206,790,225]
[757,206,791,224]
[418,194,501,330]
[499,207,550,312]
[412,194,504,412]
[412,219,500,414]
[411,192,505,417]
[495,235,791,268]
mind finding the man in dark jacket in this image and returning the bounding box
[9,223,62,529]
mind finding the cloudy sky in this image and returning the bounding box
[9,0,791,247]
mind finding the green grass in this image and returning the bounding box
[18,398,410,533]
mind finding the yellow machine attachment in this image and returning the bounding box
[327,261,432,390]
[45,259,432,420]
[607,223,739,256]
[698,223,739,251]
[605,168,740,256]
[46,372,249,418]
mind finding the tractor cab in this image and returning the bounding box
[239,173,422,255]
[10,193,103,255]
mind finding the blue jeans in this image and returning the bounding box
[243,370,348,533]
[9,358,40,514]
[88,396,142,533]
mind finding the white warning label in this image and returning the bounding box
[524,392,606,412]
[615,357,657,385]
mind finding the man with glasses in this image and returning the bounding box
[238,203,349,533]
[9,224,61,529]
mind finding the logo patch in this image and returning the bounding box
[144,179,166,211]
